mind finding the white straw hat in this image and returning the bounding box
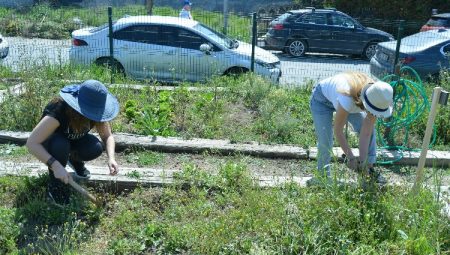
[360,81,393,118]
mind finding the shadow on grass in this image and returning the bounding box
[13,174,103,254]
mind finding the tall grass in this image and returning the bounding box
[2,162,447,254]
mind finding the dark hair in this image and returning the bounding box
[51,97,98,132]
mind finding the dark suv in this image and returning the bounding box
[264,8,394,59]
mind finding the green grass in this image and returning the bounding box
[0,4,252,41]
[2,63,450,151]
[0,163,448,254]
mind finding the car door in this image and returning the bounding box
[160,25,222,82]
[113,24,168,80]
[293,12,330,51]
[326,13,368,54]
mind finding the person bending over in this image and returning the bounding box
[309,71,393,183]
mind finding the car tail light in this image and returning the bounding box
[402,56,416,64]
[73,39,88,46]
[273,24,284,30]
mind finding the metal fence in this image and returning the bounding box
[1,3,449,87]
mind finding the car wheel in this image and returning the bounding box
[225,67,248,76]
[286,39,306,57]
[95,57,125,75]
[363,42,378,60]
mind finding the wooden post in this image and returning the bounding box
[412,87,442,193]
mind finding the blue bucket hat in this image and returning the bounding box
[59,80,119,122]
[184,0,192,5]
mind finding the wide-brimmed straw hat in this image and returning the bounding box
[59,80,119,122]
[360,81,393,118]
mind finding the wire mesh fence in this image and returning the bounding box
[0,2,449,87]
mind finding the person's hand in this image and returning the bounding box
[52,163,71,184]
[346,156,359,171]
[108,158,119,176]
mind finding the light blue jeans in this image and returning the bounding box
[310,85,377,175]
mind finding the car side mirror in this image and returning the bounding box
[200,43,212,55]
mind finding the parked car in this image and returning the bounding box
[370,29,450,81]
[420,13,450,32]
[0,33,9,59]
[70,15,281,83]
[263,7,394,59]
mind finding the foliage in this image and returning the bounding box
[0,4,251,41]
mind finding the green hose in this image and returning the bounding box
[376,66,436,165]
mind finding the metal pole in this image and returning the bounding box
[393,20,404,74]
[251,12,257,72]
[108,6,114,84]
[384,20,405,146]
[223,0,228,34]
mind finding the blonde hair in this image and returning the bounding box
[340,71,374,109]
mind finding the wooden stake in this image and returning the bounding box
[412,87,442,193]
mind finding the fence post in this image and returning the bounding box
[251,12,257,72]
[393,20,404,75]
[223,0,228,34]
[108,6,114,84]
[384,20,405,146]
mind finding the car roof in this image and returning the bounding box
[432,13,450,18]
[115,15,199,28]
[381,29,450,52]
[287,8,341,15]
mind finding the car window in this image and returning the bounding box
[296,13,327,25]
[427,17,450,27]
[160,26,207,50]
[113,25,159,44]
[274,12,293,22]
[329,14,356,28]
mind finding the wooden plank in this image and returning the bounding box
[0,131,309,159]
[0,160,448,217]
[2,131,450,165]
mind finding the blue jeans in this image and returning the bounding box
[310,85,377,175]
[43,133,103,203]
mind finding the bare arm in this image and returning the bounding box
[358,112,376,165]
[96,122,119,175]
[26,116,71,183]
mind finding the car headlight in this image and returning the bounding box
[256,60,280,69]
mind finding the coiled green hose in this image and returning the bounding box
[376,66,436,164]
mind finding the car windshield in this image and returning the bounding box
[427,17,450,27]
[193,23,235,49]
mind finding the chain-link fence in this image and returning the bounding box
[1,2,449,86]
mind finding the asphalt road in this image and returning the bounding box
[1,37,370,86]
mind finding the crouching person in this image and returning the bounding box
[26,80,120,205]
